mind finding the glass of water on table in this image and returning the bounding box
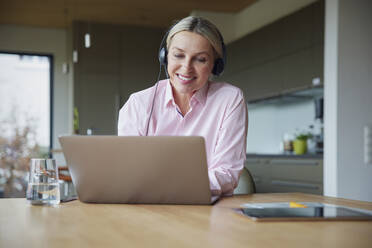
[27,158,60,205]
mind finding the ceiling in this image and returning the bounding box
[0,0,258,29]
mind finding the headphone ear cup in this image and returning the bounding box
[212,58,224,76]
[158,47,167,66]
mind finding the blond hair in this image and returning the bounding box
[166,16,224,60]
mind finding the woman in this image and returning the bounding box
[118,16,248,196]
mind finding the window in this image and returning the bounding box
[0,52,52,197]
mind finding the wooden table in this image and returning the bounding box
[1,193,372,248]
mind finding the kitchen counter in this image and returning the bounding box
[247,153,323,159]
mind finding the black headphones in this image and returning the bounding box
[158,18,227,76]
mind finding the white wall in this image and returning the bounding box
[323,0,339,200]
[247,100,315,154]
[324,0,372,202]
[0,25,73,159]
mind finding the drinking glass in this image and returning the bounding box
[26,158,60,205]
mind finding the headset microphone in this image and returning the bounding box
[145,28,170,136]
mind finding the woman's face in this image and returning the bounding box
[167,31,215,98]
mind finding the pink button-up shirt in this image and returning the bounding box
[118,79,248,196]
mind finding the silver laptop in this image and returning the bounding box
[59,136,218,204]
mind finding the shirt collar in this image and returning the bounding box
[164,79,209,108]
[191,81,209,106]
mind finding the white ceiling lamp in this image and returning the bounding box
[84,19,92,48]
[84,33,91,48]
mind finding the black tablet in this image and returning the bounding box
[235,206,372,221]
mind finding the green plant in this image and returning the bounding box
[296,134,311,140]
[0,110,45,197]
[295,131,313,141]
[73,107,80,134]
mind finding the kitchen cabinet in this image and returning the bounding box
[245,156,323,195]
[244,158,272,193]
[73,22,122,135]
[221,1,324,102]
[73,22,163,135]
[226,44,323,102]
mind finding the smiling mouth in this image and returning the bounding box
[177,74,196,83]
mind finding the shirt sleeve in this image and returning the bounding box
[208,89,248,196]
[117,94,145,136]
